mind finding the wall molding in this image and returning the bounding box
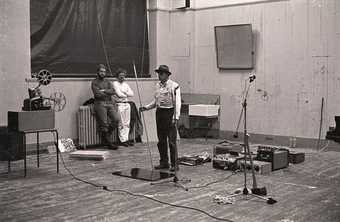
[219,130,339,151]
[25,77,159,83]
[148,0,289,13]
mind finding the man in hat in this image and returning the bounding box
[91,64,120,150]
[140,65,181,171]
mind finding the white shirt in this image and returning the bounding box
[113,81,134,103]
[145,79,181,120]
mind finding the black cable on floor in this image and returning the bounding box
[102,186,234,222]
[187,170,239,189]
[57,148,234,222]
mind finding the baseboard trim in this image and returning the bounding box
[219,130,340,151]
[25,133,340,153]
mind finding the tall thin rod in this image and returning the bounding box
[96,0,113,76]
[317,97,324,151]
[133,62,153,169]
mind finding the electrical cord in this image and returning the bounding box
[187,170,239,189]
[102,186,234,222]
[56,7,233,219]
[55,140,234,222]
[318,140,330,152]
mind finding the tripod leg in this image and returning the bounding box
[250,193,277,205]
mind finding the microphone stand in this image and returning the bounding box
[228,75,277,204]
[150,126,190,191]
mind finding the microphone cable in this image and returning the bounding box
[54,141,234,222]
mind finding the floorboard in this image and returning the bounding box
[0,138,340,222]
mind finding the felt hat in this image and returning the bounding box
[155,65,171,75]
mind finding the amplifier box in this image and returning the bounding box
[8,110,55,131]
[212,155,244,171]
[0,126,24,161]
[256,146,289,171]
[214,141,243,155]
[289,151,305,164]
[238,160,272,175]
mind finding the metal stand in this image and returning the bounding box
[150,161,190,191]
[150,125,190,191]
[229,76,277,205]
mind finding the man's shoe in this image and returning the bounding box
[118,142,129,147]
[154,164,169,170]
[108,143,118,150]
[127,141,134,146]
[169,165,179,172]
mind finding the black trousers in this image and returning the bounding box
[156,108,178,166]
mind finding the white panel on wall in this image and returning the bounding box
[193,0,287,9]
[172,0,190,9]
[336,0,340,34]
[170,13,191,57]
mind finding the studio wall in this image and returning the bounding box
[0,1,158,144]
[0,0,30,127]
[149,0,340,141]
[1,0,339,146]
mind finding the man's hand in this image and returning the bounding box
[139,106,147,112]
[172,119,178,127]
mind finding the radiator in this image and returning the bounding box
[78,106,116,149]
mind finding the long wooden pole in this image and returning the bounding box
[132,61,153,169]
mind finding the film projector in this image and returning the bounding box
[23,70,66,112]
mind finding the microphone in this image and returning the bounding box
[249,73,256,83]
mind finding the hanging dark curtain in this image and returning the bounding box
[30,0,149,77]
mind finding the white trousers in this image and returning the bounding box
[117,103,131,142]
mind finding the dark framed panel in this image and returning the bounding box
[214,24,253,70]
[30,0,149,78]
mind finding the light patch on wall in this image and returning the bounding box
[256,88,270,101]
[172,0,190,9]
[171,32,190,57]
[336,1,340,34]
[193,0,289,9]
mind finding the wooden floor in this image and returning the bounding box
[0,138,340,222]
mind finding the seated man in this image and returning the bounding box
[91,64,120,150]
[113,68,134,146]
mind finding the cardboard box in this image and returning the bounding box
[189,104,220,117]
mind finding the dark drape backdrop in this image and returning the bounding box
[30,0,149,77]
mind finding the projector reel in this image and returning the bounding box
[37,69,52,86]
[46,92,67,112]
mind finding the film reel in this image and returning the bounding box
[47,92,67,112]
[37,69,52,86]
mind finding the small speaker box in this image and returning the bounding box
[256,146,289,171]
[289,151,305,164]
[0,126,24,161]
[238,160,272,175]
[8,110,55,131]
